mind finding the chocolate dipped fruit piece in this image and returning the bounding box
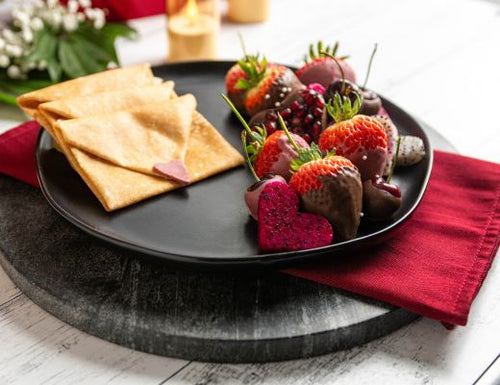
[258,181,333,252]
[249,83,327,143]
[373,115,399,176]
[362,175,402,221]
[397,135,426,166]
[358,88,382,116]
[318,92,388,181]
[289,152,363,241]
[296,41,356,88]
[222,94,309,182]
[246,173,287,220]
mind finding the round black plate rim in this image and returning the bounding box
[35,61,433,267]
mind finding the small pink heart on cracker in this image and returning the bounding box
[154,160,190,184]
[258,181,333,252]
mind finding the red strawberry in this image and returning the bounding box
[253,130,309,180]
[296,41,356,88]
[289,154,363,241]
[318,93,387,181]
[225,63,248,111]
[237,58,304,116]
[258,181,333,252]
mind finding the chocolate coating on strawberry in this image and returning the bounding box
[373,115,399,176]
[245,173,287,220]
[295,163,362,241]
[245,65,304,116]
[297,41,356,88]
[362,177,402,221]
[324,79,360,106]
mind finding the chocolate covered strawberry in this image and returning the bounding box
[221,94,309,181]
[318,93,388,181]
[225,62,249,111]
[296,41,356,88]
[373,115,399,175]
[289,152,363,241]
[249,83,326,143]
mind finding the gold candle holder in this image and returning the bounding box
[167,0,220,62]
[227,0,269,23]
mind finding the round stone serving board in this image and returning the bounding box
[0,123,454,362]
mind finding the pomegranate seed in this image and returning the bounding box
[302,134,312,143]
[291,101,301,111]
[267,111,278,121]
[296,109,307,118]
[316,97,325,108]
[305,94,315,105]
[312,107,323,117]
[266,121,277,133]
[280,108,292,118]
[304,114,314,125]
[291,117,302,126]
[312,121,322,137]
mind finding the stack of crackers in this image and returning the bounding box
[17,64,244,211]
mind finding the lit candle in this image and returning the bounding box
[168,0,219,62]
[227,0,269,23]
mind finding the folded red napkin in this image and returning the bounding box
[1,121,499,327]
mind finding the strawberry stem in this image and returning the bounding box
[386,135,401,184]
[362,43,378,90]
[220,93,264,145]
[241,131,260,182]
[238,31,248,58]
[277,113,301,154]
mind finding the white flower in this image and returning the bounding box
[3,29,16,44]
[13,10,31,28]
[79,0,92,8]
[77,13,85,22]
[30,17,44,31]
[22,28,33,43]
[0,39,5,51]
[63,13,78,32]
[49,10,63,29]
[67,0,79,13]
[21,61,36,72]
[92,8,105,29]
[7,65,22,79]
[0,55,10,68]
[6,44,23,58]
[84,8,96,20]
[47,0,59,8]
[38,60,47,70]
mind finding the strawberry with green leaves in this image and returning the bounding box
[318,92,388,181]
[226,53,304,117]
[287,142,363,241]
[296,41,356,88]
[221,94,309,181]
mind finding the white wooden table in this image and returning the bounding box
[1,0,499,383]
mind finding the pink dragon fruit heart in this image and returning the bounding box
[257,181,333,252]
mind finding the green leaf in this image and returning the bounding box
[0,90,18,106]
[25,27,58,62]
[71,34,115,63]
[101,23,138,40]
[58,40,88,79]
[47,59,62,82]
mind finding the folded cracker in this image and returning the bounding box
[57,94,196,176]
[17,64,157,117]
[37,82,175,148]
[69,112,244,211]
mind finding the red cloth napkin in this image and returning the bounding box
[1,121,499,327]
[0,121,40,187]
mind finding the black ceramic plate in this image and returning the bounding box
[36,61,433,268]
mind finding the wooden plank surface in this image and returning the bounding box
[0,0,499,383]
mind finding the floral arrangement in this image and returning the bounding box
[0,0,136,105]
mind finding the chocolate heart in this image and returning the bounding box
[258,181,333,252]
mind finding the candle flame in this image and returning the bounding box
[185,0,199,23]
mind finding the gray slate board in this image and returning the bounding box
[0,125,453,363]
